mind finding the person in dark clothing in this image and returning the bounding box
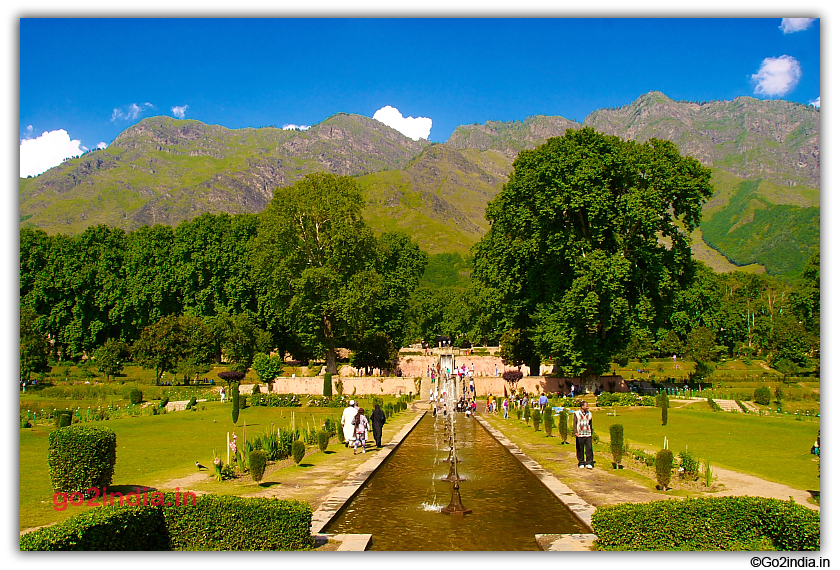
[371,403,387,448]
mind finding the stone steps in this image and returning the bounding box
[713,399,748,413]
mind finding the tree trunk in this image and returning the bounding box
[323,314,338,375]
[528,355,541,378]
[325,348,338,375]
[581,366,600,393]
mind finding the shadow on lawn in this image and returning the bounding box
[106,484,159,494]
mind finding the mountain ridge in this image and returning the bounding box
[20,91,820,274]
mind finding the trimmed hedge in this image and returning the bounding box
[292,440,305,465]
[164,494,312,550]
[55,410,73,427]
[48,425,117,493]
[609,424,624,466]
[20,503,169,551]
[128,389,143,404]
[249,450,267,483]
[592,496,820,551]
[21,493,313,551]
[316,430,330,452]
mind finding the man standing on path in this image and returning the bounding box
[573,401,594,469]
[341,400,358,448]
[539,392,548,411]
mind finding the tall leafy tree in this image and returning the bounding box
[20,306,50,381]
[251,173,379,374]
[370,232,428,346]
[132,315,185,385]
[93,338,128,382]
[473,127,712,386]
[252,352,284,390]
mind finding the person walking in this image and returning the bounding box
[371,403,386,448]
[353,408,370,454]
[341,399,358,448]
[573,401,594,469]
[539,392,549,411]
[503,397,509,419]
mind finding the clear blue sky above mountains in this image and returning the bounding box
[20,17,820,177]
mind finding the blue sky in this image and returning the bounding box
[19,17,820,177]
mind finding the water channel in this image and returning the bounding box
[324,411,588,550]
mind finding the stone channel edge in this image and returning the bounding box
[310,407,429,550]
[473,414,599,551]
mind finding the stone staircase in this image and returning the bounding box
[712,399,759,413]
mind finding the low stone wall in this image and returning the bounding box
[269,376,418,396]
[262,373,628,397]
[469,375,628,397]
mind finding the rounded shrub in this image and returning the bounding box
[323,373,333,397]
[532,409,542,431]
[754,386,772,406]
[48,425,117,493]
[249,450,267,482]
[609,424,625,467]
[252,383,261,395]
[655,449,674,490]
[291,440,305,465]
[128,389,142,405]
[186,396,197,410]
[316,430,330,452]
[240,395,248,410]
[523,405,531,423]
[159,396,169,409]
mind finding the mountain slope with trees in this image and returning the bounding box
[20,92,820,275]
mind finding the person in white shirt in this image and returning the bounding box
[341,400,358,447]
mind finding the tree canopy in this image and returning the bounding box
[473,127,713,382]
[250,173,424,374]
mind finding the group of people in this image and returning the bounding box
[341,400,387,454]
[479,391,595,469]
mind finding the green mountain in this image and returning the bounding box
[20,91,820,275]
[20,113,430,233]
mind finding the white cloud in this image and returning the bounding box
[751,55,802,97]
[780,18,816,34]
[282,124,310,131]
[97,142,108,149]
[171,105,189,119]
[111,102,154,122]
[373,106,432,140]
[809,96,820,108]
[20,129,86,178]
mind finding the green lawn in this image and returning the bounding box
[595,406,820,491]
[20,397,409,531]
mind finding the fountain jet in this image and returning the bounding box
[439,368,471,515]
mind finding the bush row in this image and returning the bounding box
[592,496,819,551]
[249,393,303,407]
[21,492,313,551]
[596,392,657,407]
